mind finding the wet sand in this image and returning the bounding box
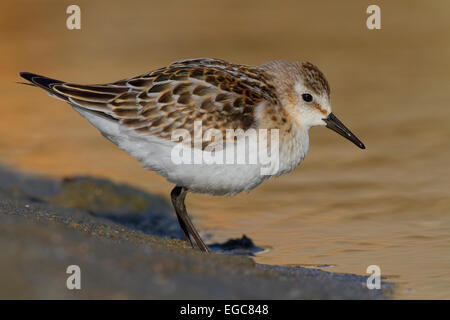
[0,167,392,299]
[1,0,449,298]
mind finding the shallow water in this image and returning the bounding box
[1,0,449,298]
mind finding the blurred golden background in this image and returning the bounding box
[1,0,449,298]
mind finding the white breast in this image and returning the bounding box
[73,105,309,195]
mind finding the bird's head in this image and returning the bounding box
[261,60,365,149]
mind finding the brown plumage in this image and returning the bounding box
[20,59,333,146]
[22,59,285,141]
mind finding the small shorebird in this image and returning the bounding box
[20,58,365,252]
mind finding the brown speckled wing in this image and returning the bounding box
[51,58,279,141]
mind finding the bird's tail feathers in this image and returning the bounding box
[19,72,68,101]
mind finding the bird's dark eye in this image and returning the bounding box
[302,93,313,102]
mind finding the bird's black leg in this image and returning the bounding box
[171,186,192,245]
[170,186,210,252]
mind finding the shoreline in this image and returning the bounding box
[0,166,393,299]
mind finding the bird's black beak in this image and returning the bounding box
[323,113,365,149]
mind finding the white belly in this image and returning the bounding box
[73,106,308,196]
